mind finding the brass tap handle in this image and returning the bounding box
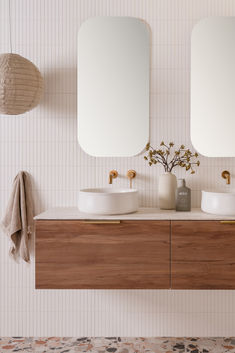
[109,170,118,184]
[221,170,231,185]
[127,170,136,189]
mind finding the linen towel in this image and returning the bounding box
[1,171,34,262]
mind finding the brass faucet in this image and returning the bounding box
[222,170,231,185]
[109,170,118,184]
[127,170,136,188]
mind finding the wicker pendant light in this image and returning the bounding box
[0,0,44,115]
[0,53,43,115]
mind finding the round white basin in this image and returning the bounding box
[78,188,139,215]
[201,190,235,216]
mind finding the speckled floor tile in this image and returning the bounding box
[0,337,235,352]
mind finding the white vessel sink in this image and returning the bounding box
[201,190,235,216]
[78,188,138,215]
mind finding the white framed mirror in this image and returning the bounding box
[191,17,235,157]
[78,17,150,157]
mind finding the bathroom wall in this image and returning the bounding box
[1,0,235,337]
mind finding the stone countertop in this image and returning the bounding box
[34,207,235,220]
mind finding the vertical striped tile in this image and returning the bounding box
[1,0,235,337]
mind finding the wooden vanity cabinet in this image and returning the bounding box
[36,218,235,289]
[171,221,235,289]
[36,220,170,289]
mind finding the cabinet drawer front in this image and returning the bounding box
[36,220,170,289]
[172,221,235,289]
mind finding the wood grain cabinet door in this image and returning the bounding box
[36,220,170,289]
[172,221,235,289]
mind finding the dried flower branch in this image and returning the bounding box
[144,141,200,174]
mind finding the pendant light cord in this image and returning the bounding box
[8,0,12,53]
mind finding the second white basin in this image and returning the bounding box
[78,188,138,215]
[201,190,235,216]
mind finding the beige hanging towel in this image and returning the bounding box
[1,171,34,262]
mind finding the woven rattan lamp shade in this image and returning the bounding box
[0,53,43,115]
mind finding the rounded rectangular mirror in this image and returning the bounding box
[191,17,235,157]
[78,17,150,157]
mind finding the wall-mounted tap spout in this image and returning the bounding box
[222,170,231,185]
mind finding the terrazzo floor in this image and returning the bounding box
[1,337,235,353]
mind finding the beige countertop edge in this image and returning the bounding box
[34,207,235,221]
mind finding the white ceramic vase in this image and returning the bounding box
[158,172,177,210]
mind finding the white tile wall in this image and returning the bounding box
[1,0,235,337]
